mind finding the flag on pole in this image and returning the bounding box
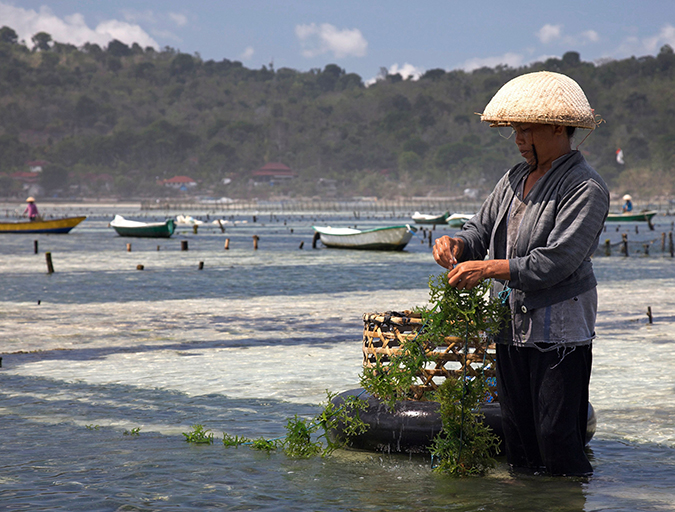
[616,148,625,164]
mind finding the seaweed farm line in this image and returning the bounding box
[1,207,675,511]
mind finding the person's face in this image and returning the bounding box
[511,123,559,167]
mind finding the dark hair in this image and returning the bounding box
[566,126,576,138]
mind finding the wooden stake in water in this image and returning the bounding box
[127,243,132,252]
[622,233,628,257]
[198,261,204,270]
[604,239,611,256]
[45,252,54,274]
[181,240,188,251]
[647,306,653,324]
[252,235,259,250]
[224,238,230,250]
[33,240,38,254]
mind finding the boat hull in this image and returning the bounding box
[412,211,449,225]
[313,225,415,251]
[111,216,176,238]
[447,213,474,228]
[605,211,657,222]
[0,216,86,234]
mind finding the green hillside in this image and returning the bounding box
[1,26,674,200]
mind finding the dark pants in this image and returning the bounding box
[496,343,593,476]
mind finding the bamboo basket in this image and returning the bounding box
[362,310,497,401]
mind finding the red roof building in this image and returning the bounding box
[251,162,297,181]
[160,176,198,189]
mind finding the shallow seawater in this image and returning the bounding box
[1,208,675,511]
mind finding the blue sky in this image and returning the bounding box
[2,1,675,81]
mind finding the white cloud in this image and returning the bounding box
[388,63,424,80]
[615,23,675,58]
[241,46,255,60]
[0,2,159,48]
[643,24,675,53]
[537,24,562,44]
[580,30,600,43]
[168,12,188,27]
[295,22,367,58]
[460,52,525,72]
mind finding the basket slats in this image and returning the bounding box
[362,310,497,401]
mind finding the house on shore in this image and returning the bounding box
[160,176,198,191]
[251,162,297,185]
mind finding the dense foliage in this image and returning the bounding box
[1,25,674,199]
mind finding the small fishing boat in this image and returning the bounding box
[605,211,657,223]
[110,215,176,238]
[447,213,474,228]
[0,216,86,234]
[312,224,416,251]
[329,388,596,453]
[411,211,449,225]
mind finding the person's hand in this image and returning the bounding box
[447,261,488,290]
[432,236,463,269]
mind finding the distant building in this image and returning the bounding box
[160,176,198,190]
[11,171,41,184]
[251,162,297,183]
[25,160,49,173]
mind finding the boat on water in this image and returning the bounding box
[411,211,450,225]
[0,216,86,234]
[175,214,204,226]
[110,215,176,238]
[447,213,474,228]
[312,224,416,251]
[605,211,657,223]
[329,388,596,453]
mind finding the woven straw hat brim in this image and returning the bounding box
[480,71,596,130]
[26,197,35,202]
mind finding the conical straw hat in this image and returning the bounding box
[480,71,597,129]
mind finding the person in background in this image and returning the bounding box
[432,71,609,476]
[23,197,39,221]
[622,194,633,212]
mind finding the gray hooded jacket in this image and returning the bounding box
[456,150,609,320]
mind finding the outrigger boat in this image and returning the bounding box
[0,216,86,234]
[110,215,176,238]
[312,224,416,251]
[411,211,450,225]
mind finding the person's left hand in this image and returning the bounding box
[447,260,489,290]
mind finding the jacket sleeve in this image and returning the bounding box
[508,177,609,292]
[456,174,509,262]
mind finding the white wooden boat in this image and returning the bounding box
[447,213,474,228]
[411,211,449,225]
[312,225,416,251]
[110,215,176,238]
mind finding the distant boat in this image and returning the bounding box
[0,216,86,234]
[312,225,416,251]
[447,213,474,228]
[110,215,175,238]
[605,211,657,223]
[412,211,449,225]
[175,214,203,226]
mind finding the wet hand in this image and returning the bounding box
[432,236,463,269]
[447,261,488,290]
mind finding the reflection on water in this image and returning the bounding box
[1,211,675,510]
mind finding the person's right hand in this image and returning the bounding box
[432,236,464,269]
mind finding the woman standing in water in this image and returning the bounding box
[433,71,609,476]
